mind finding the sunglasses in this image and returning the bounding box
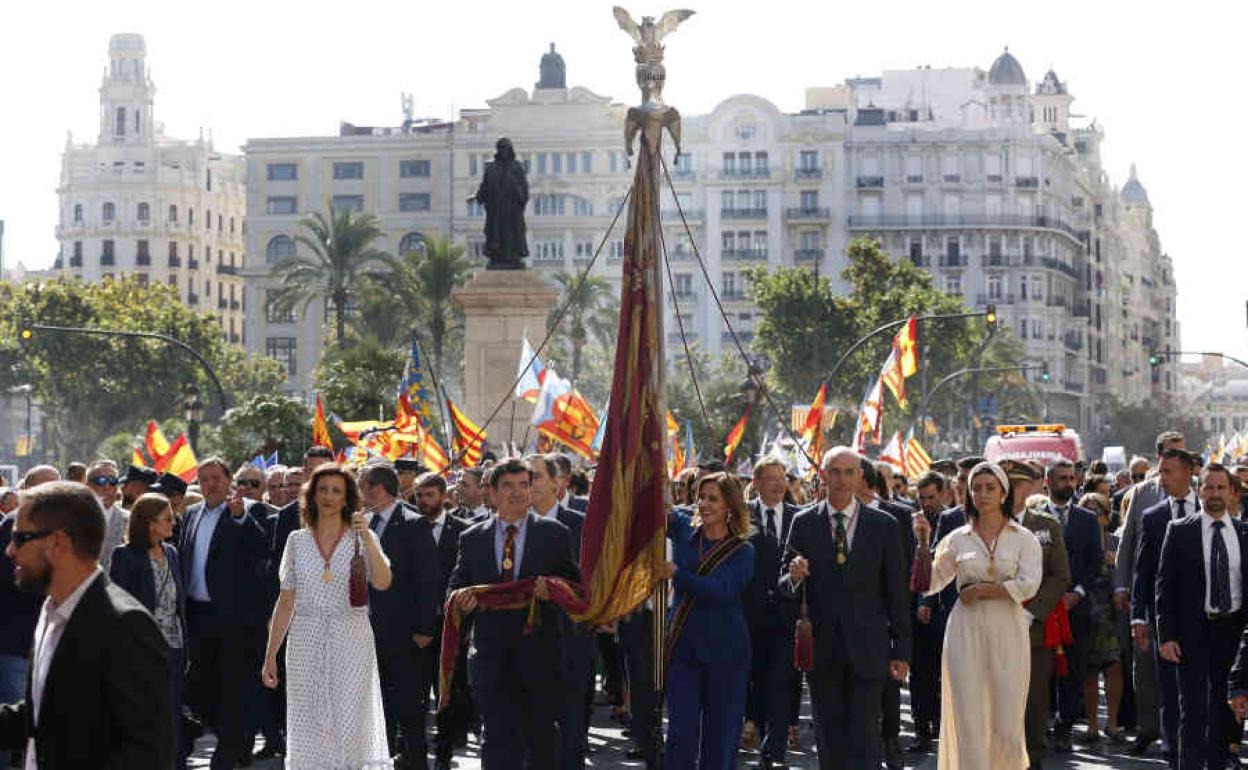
[89,476,120,487]
[10,529,54,548]
[233,479,262,489]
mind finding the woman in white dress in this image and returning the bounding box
[261,464,394,769]
[915,461,1043,770]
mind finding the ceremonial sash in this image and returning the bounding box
[661,533,750,689]
[437,576,589,711]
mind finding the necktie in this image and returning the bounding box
[369,515,384,534]
[501,524,518,581]
[1212,519,1232,613]
[765,508,777,541]
[1175,499,1186,520]
[833,512,848,568]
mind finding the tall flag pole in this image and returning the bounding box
[577,10,695,682]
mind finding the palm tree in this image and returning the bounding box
[270,207,395,349]
[388,234,478,378]
[547,271,619,385]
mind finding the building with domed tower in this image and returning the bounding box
[53,34,247,344]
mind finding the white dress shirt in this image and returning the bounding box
[757,500,789,541]
[370,500,399,535]
[428,510,447,544]
[1201,511,1242,614]
[187,502,228,602]
[27,568,103,770]
[1170,490,1198,519]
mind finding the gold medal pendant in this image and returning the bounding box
[836,552,847,566]
[987,562,997,579]
[503,557,514,570]
[322,567,331,583]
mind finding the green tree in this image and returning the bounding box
[547,272,619,386]
[0,276,268,463]
[313,340,406,422]
[271,207,395,349]
[216,394,312,467]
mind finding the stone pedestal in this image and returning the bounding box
[453,269,558,452]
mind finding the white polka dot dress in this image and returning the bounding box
[280,528,393,769]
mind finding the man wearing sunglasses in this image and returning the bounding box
[0,481,173,768]
[86,460,129,573]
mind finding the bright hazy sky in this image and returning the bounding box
[1,0,1243,364]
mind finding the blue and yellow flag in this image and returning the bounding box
[399,338,435,424]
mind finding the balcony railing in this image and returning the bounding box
[794,168,822,181]
[981,254,1010,267]
[907,254,931,267]
[188,258,199,270]
[722,249,768,261]
[785,207,831,221]
[217,298,227,309]
[100,254,115,266]
[855,176,884,189]
[939,254,967,268]
[187,293,199,305]
[847,214,1081,241]
[668,249,695,262]
[1064,333,1084,352]
[662,208,703,221]
[670,168,696,180]
[905,175,924,184]
[976,293,1015,305]
[1063,380,1085,393]
[719,168,771,180]
[1015,176,1040,188]
[136,254,151,266]
[669,290,698,303]
[1073,301,1091,318]
[1041,257,1078,278]
[1046,294,1069,308]
[168,256,182,268]
[721,290,746,301]
[217,264,237,275]
[723,330,755,343]
[69,255,82,267]
[720,208,768,220]
[943,174,962,183]
[794,248,824,261]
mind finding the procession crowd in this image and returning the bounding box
[2,429,1248,770]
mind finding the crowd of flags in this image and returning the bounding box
[131,420,199,481]
[1208,431,1248,465]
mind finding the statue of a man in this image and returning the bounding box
[474,137,529,270]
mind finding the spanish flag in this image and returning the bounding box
[155,434,198,482]
[666,410,680,438]
[447,398,486,467]
[145,420,172,462]
[894,315,919,378]
[312,395,334,449]
[132,448,149,468]
[723,404,753,464]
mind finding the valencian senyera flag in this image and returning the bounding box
[574,135,669,627]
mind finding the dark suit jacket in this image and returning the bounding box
[744,499,801,630]
[368,502,441,647]
[922,505,966,613]
[0,515,41,656]
[109,543,186,641]
[0,574,173,769]
[176,501,270,629]
[566,496,589,514]
[779,501,911,678]
[447,513,580,684]
[271,500,301,564]
[1052,503,1104,603]
[417,510,471,602]
[1132,499,1183,624]
[1157,514,1248,649]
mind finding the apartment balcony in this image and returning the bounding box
[722,248,768,262]
[136,254,151,267]
[187,293,199,306]
[721,290,746,301]
[218,298,228,309]
[1041,257,1078,279]
[855,176,884,189]
[230,300,241,310]
[846,214,1081,242]
[230,333,241,344]
[68,255,82,268]
[942,174,962,184]
[168,256,182,268]
[187,258,199,270]
[907,254,931,267]
[668,249,696,262]
[670,168,696,181]
[794,168,823,181]
[1063,380,1085,393]
[794,248,824,262]
[986,174,1004,183]
[1073,301,1092,318]
[784,207,831,222]
[976,293,1015,306]
[100,254,115,267]
[938,254,967,268]
[669,290,698,303]
[718,168,771,180]
[981,254,1011,268]
[904,175,924,185]
[1064,333,1084,352]
[723,330,755,343]
[720,208,768,220]
[217,264,237,275]
[662,208,703,222]
[1046,294,1069,308]
[1015,176,1040,188]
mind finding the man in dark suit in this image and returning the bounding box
[359,462,442,769]
[411,472,473,770]
[0,481,172,768]
[744,455,802,770]
[1158,462,1248,770]
[178,458,270,770]
[1130,447,1198,769]
[1046,458,1105,751]
[448,457,581,770]
[780,446,910,770]
[526,453,591,770]
[908,470,952,755]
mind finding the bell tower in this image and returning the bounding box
[98,33,156,144]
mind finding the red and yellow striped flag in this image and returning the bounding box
[723,404,752,464]
[418,425,450,474]
[894,316,919,377]
[155,434,198,482]
[903,429,932,478]
[446,398,486,467]
[880,346,908,408]
[800,384,827,461]
[312,395,333,449]
[132,448,149,468]
[145,420,171,463]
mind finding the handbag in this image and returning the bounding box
[794,583,815,672]
[349,531,368,608]
[910,527,932,593]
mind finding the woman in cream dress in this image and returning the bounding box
[916,461,1043,770]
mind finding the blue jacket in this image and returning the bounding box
[743,499,801,630]
[109,542,187,645]
[369,503,442,647]
[1131,498,1185,624]
[176,501,270,629]
[1049,503,1104,605]
[667,508,755,666]
[1157,513,1248,648]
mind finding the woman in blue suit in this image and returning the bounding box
[111,492,188,769]
[663,471,756,769]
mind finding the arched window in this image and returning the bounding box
[137,202,150,222]
[398,232,427,255]
[102,202,116,222]
[266,235,296,263]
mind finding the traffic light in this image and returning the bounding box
[1148,351,1161,368]
[17,326,33,345]
[984,304,998,330]
[1040,361,1051,383]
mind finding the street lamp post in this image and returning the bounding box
[183,383,204,456]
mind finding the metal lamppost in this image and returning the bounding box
[183,383,204,455]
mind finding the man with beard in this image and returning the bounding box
[1046,459,1105,752]
[119,465,159,509]
[0,481,172,768]
[456,467,490,523]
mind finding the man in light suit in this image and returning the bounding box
[85,460,129,573]
[1157,463,1248,770]
[0,481,172,769]
[1115,430,1186,756]
[780,447,910,770]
